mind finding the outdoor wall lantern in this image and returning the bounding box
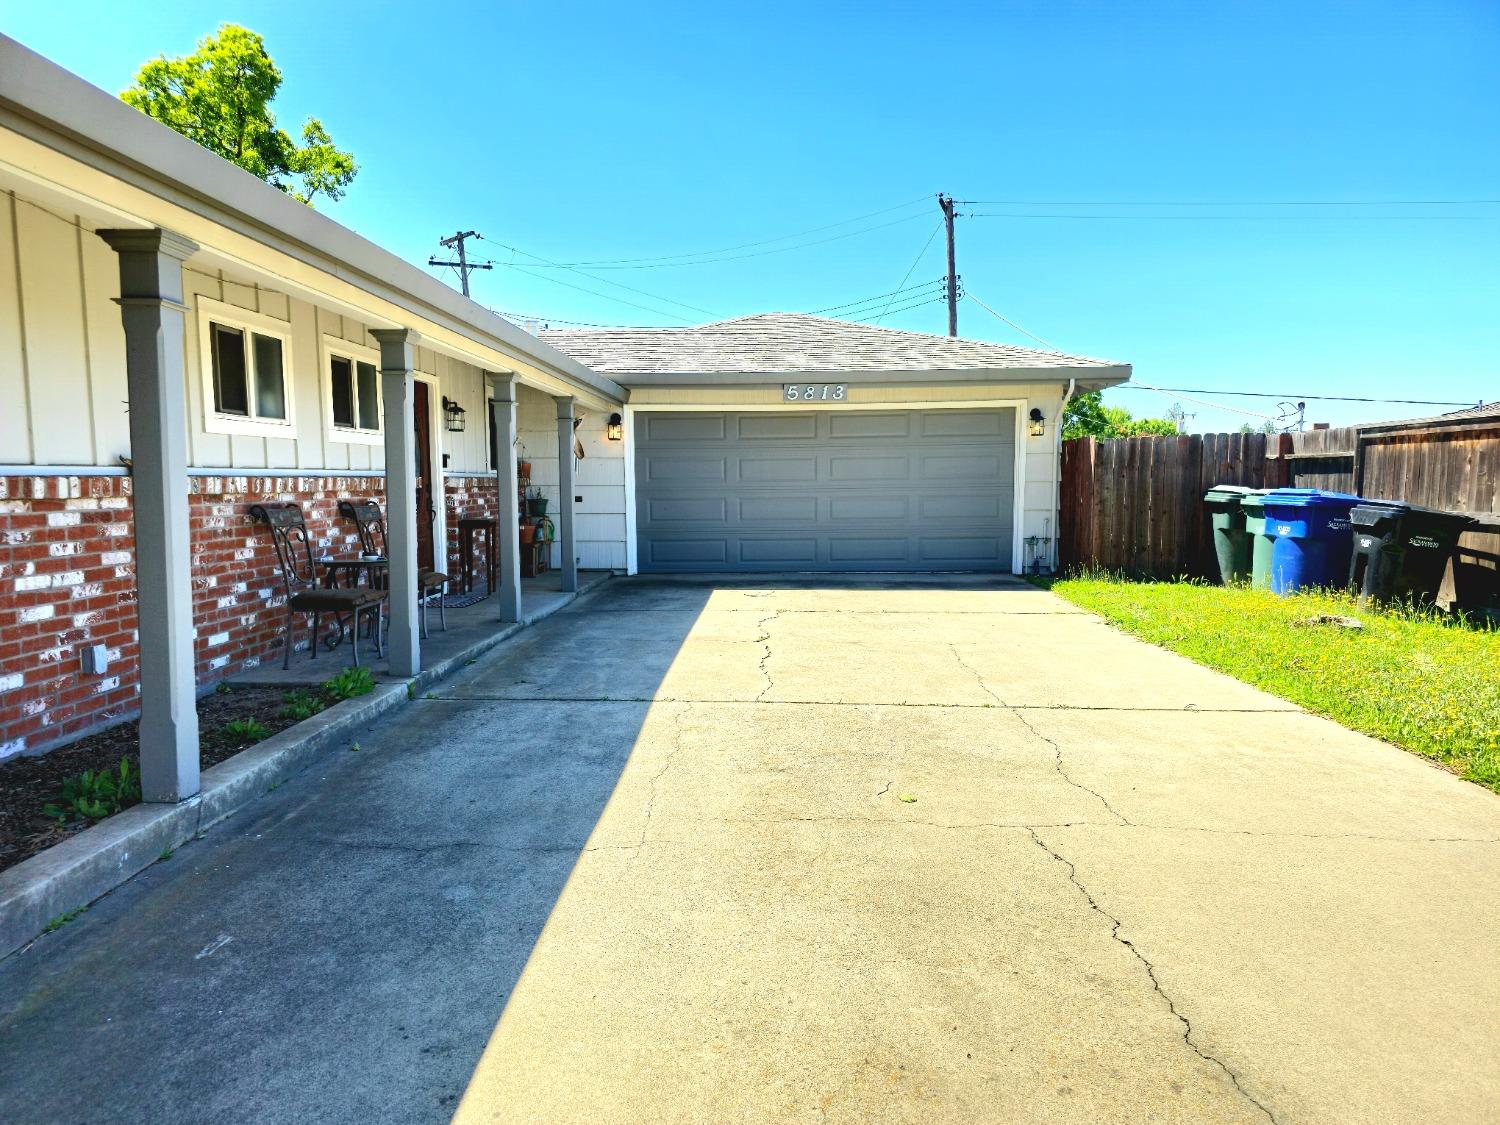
[442,396,467,432]
[1028,407,1046,437]
[606,412,624,441]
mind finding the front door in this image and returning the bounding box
[413,381,436,571]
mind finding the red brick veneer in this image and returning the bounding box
[0,474,385,759]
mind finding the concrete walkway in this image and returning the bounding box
[2,576,1498,1124]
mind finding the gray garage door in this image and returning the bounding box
[634,409,1016,572]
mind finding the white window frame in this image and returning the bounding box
[194,295,298,439]
[320,335,385,446]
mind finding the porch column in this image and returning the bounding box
[489,373,522,622]
[372,328,421,677]
[98,228,200,803]
[554,396,578,592]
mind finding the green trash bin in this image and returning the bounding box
[1241,489,1274,590]
[1204,485,1255,584]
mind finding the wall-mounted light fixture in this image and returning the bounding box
[606,412,623,441]
[1028,407,1046,437]
[442,396,467,432]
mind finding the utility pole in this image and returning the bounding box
[429,230,492,298]
[938,193,960,337]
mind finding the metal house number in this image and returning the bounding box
[783,383,847,402]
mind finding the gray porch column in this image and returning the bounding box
[99,228,200,803]
[489,374,522,622]
[372,328,421,677]
[554,396,578,592]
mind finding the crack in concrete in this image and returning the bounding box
[754,611,779,703]
[1026,827,1278,1124]
[430,693,1297,716]
[874,781,892,798]
[950,645,1132,827]
[629,702,692,861]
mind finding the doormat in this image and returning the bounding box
[442,588,490,609]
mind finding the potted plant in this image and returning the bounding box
[525,485,549,518]
[519,522,536,545]
[516,442,531,483]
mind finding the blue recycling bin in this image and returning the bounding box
[1263,489,1360,595]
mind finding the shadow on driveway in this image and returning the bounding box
[0,579,723,1124]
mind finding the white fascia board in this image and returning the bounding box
[0,34,625,408]
[610,364,1132,388]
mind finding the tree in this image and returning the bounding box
[1062,390,1180,440]
[122,25,357,205]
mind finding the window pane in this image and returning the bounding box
[210,323,249,416]
[252,333,287,420]
[330,356,354,428]
[356,362,380,430]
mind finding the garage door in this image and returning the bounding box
[633,409,1016,572]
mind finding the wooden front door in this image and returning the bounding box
[413,381,436,571]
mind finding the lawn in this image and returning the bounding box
[1046,575,1500,790]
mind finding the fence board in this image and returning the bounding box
[1058,420,1499,585]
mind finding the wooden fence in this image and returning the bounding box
[1059,432,1290,577]
[1060,410,1500,594]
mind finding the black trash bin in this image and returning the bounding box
[1349,501,1472,604]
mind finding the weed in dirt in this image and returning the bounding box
[223,718,271,744]
[43,758,141,825]
[323,667,375,702]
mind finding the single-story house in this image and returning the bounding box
[0,34,1129,801]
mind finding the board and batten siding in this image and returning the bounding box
[0,190,503,478]
[515,384,627,570]
[626,382,1070,561]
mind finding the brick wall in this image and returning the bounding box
[0,473,385,761]
[444,474,502,586]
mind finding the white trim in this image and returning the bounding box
[0,465,129,477]
[193,295,298,439]
[622,404,639,575]
[319,335,384,447]
[625,399,1028,575]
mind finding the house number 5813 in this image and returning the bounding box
[784,383,847,401]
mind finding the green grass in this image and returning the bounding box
[1047,574,1500,790]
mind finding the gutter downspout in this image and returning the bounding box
[1052,377,1076,572]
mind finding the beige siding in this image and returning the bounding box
[0,193,31,462]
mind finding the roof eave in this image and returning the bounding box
[611,364,1132,388]
[0,35,625,405]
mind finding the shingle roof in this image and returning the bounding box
[538,313,1127,378]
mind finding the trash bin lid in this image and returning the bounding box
[1264,488,1360,509]
[1204,485,1255,504]
[1352,499,1410,518]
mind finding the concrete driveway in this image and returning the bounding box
[2,576,1498,1124]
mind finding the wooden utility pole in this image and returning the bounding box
[429,230,493,297]
[938,194,959,336]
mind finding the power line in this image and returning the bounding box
[955,198,1500,206]
[875,222,944,325]
[509,195,932,268]
[498,263,698,325]
[496,211,932,270]
[966,212,1499,221]
[851,295,945,323]
[478,235,718,318]
[808,278,943,316]
[963,292,1061,350]
[1127,381,1278,421]
[1113,385,1481,407]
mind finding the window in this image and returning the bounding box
[195,297,296,437]
[322,337,384,445]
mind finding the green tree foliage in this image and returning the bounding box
[121,24,357,205]
[1062,390,1180,440]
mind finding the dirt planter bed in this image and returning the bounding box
[1,686,309,874]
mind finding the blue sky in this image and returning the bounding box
[9,1,1498,429]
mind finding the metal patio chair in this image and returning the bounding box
[338,498,449,638]
[250,503,387,669]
